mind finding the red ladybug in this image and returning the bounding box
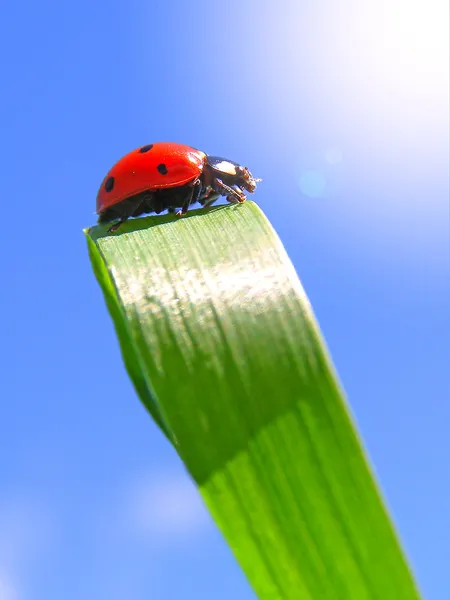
[96,142,261,232]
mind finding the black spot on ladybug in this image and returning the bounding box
[104,176,115,192]
[139,144,154,153]
[157,163,168,175]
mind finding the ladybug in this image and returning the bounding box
[96,142,261,232]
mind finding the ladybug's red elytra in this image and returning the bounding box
[96,142,261,232]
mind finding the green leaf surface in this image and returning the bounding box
[86,202,420,600]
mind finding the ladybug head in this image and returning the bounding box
[235,165,261,194]
[206,156,261,194]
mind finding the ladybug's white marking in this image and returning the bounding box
[213,160,237,176]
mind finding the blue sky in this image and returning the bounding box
[1,0,448,598]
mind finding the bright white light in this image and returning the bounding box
[293,0,449,262]
[332,0,449,135]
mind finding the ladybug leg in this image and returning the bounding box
[201,192,220,209]
[107,193,151,232]
[212,178,246,204]
[108,216,128,233]
[176,179,202,217]
[227,185,247,204]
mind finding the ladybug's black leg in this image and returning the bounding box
[107,193,150,233]
[108,216,128,233]
[176,179,202,216]
[212,178,246,204]
[137,192,156,214]
[200,191,220,209]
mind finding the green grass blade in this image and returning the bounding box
[86,202,420,600]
